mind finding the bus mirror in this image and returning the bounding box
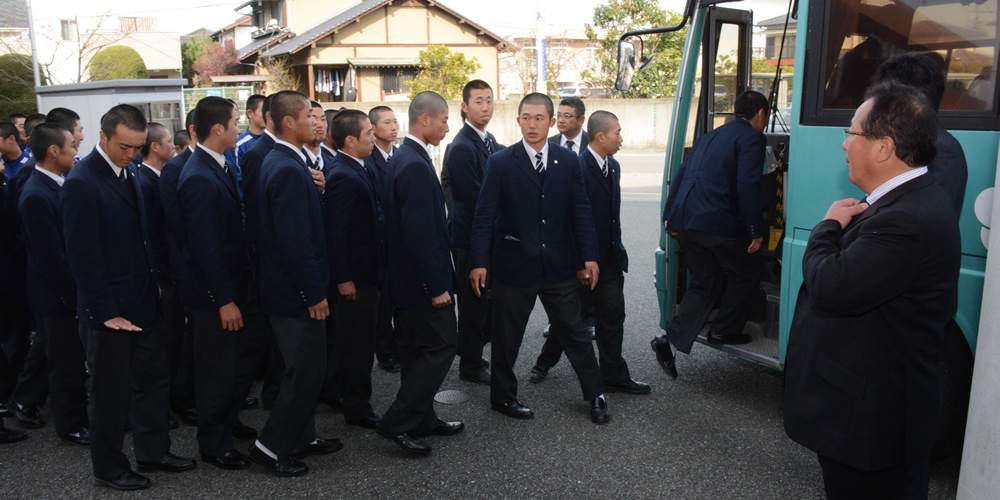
[616,39,638,91]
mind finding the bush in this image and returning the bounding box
[90,46,148,81]
[0,54,41,117]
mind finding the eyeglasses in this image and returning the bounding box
[557,113,579,120]
[843,129,870,140]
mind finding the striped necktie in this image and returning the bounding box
[601,158,609,177]
[534,151,544,174]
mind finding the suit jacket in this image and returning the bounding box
[60,148,159,330]
[136,165,171,287]
[159,147,192,281]
[19,169,75,317]
[445,123,498,249]
[470,141,599,287]
[367,143,393,195]
[929,126,968,215]
[549,131,589,152]
[384,137,453,310]
[240,131,276,259]
[663,118,765,239]
[320,144,338,180]
[324,153,385,292]
[783,174,960,478]
[579,151,628,273]
[256,143,328,317]
[176,147,248,311]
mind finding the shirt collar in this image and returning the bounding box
[263,129,277,142]
[865,166,928,206]
[465,120,487,141]
[34,165,65,186]
[187,144,195,154]
[374,144,392,161]
[197,143,227,169]
[405,134,431,158]
[522,138,548,166]
[588,145,606,166]
[95,144,123,178]
[273,139,307,164]
[321,143,337,157]
[561,130,583,148]
[141,163,162,177]
[338,151,365,167]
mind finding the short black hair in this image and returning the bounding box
[518,92,554,118]
[246,94,265,115]
[408,91,448,126]
[310,100,323,110]
[193,96,236,142]
[863,82,938,168]
[463,79,492,103]
[141,122,169,157]
[0,121,20,140]
[45,107,80,130]
[100,104,147,137]
[734,91,769,120]
[872,53,946,110]
[559,97,585,117]
[330,109,368,151]
[24,113,47,138]
[7,113,25,121]
[262,94,274,117]
[324,109,339,138]
[30,122,71,163]
[174,130,191,147]
[368,105,392,125]
[270,91,310,135]
[587,110,619,138]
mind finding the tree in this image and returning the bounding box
[0,54,43,117]
[182,30,211,88]
[584,0,686,98]
[501,32,587,97]
[89,46,148,81]
[259,55,298,94]
[192,40,239,88]
[406,45,480,100]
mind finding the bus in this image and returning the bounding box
[617,0,996,457]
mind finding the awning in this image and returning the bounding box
[346,57,419,68]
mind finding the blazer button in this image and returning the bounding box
[541,243,546,249]
[542,219,546,224]
[541,194,546,199]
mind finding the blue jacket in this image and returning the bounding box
[176,147,248,311]
[240,131,275,260]
[663,118,765,239]
[19,169,76,317]
[60,148,158,330]
[256,143,328,317]
[470,141,598,287]
[159,147,192,281]
[136,165,171,287]
[579,150,628,273]
[445,123,498,249]
[324,152,385,291]
[384,138,453,310]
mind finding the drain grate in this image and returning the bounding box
[434,389,470,405]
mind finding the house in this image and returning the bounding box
[236,0,509,102]
[757,14,796,66]
[499,29,601,100]
[210,16,256,51]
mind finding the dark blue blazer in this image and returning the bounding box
[159,147,192,281]
[256,143,328,317]
[445,123,497,249]
[470,142,599,287]
[136,165,171,287]
[60,148,158,330]
[579,151,628,273]
[663,118,765,239]
[930,126,968,216]
[324,153,384,291]
[19,169,75,317]
[320,144,337,178]
[384,138,453,310]
[240,131,275,258]
[176,147,248,311]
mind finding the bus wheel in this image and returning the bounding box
[932,320,974,461]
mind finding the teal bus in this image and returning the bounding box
[617,0,997,456]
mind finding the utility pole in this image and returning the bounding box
[534,0,546,94]
[25,0,42,108]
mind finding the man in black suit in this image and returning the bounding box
[377,91,464,456]
[529,111,650,395]
[783,83,961,499]
[18,123,88,445]
[325,109,384,431]
[470,93,609,424]
[61,104,195,490]
[176,97,255,471]
[651,91,769,379]
[247,91,339,477]
[446,80,499,386]
[0,168,26,444]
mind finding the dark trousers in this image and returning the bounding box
[237,298,276,405]
[11,330,47,407]
[0,290,31,401]
[162,285,195,411]
[189,307,253,456]
[453,248,489,375]
[86,323,171,479]
[374,279,396,363]
[818,455,909,500]
[666,230,762,353]
[536,262,630,384]
[491,279,604,405]
[257,316,326,459]
[37,316,87,437]
[319,314,340,403]
[333,286,378,421]
[378,307,457,436]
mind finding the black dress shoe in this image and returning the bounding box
[707,331,753,345]
[247,444,308,477]
[136,452,197,473]
[345,411,381,430]
[605,379,652,395]
[481,357,490,369]
[231,419,258,440]
[428,419,464,436]
[290,437,344,459]
[542,323,551,337]
[60,427,89,446]
[11,403,44,429]
[93,470,150,491]
[590,396,611,424]
[202,449,250,470]
[0,403,10,417]
[460,367,491,385]
[378,358,401,373]
[587,325,596,341]
[174,407,198,426]
[490,401,534,419]
[375,428,431,456]
[651,336,678,379]
[0,425,27,444]
[242,397,259,410]
[529,365,548,384]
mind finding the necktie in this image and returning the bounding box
[485,137,493,154]
[566,140,575,151]
[534,151,544,174]
[387,152,392,161]
[118,168,127,182]
[601,159,609,178]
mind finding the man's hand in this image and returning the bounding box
[310,168,326,194]
[576,269,589,286]
[583,261,600,291]
[308,298,330,320]
[824,198,869,230]
[431,291,452,308]
[469,268,487,298]
[664,220,677,237]
[219,302,244,331]
[747,237,763,254]
[338,281,357,301]
[104,317,141,332]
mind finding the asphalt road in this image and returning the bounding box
[0,157,962,498]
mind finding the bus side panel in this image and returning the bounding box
[957,256,986,354]
[779,227,810,366]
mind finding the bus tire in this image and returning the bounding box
[932,320,974,461]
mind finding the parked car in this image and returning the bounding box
[558,86,591,99]
[589,87,613,99]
